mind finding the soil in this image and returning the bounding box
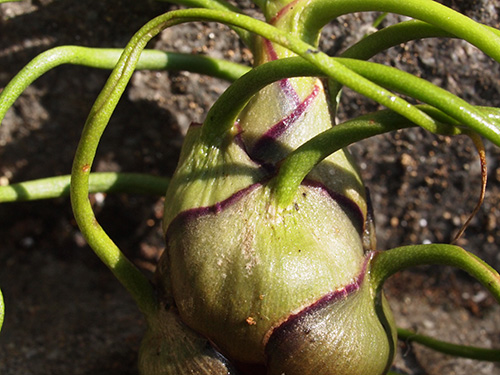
[0,0,499,374]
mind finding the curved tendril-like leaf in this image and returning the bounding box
[204,57,323,138]
[300,0,500,64]
[370,244,500,304]
[330,20,499,118]
[0,173,170,203]
[327,19,452,117]
[397,327,500,362]
[0,46,250,125]
[203,55,426,142]
[185,10,496,148]
[201,39,440,144]
[370,244,500,362]
[11,8,491,153]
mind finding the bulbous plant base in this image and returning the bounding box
[141,254,396,374]
[265,269,397,375]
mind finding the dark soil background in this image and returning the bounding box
[0,0,499,374]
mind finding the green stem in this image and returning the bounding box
[0,172,169,203]
[397,327,500,362]
[0,46,249,125]
[341,20,484,60]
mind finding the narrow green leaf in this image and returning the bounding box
[0,172,169,203]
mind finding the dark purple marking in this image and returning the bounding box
[167,164,363,236]
[167,182,264,232]
[251,84,320,158]
[302,178,365,233]
[265,252,375,348]
[263,39,300,106]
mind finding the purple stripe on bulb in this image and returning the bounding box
[167,177,364,243]
[265,252,374,347]
[302,179,365,233]
[251,84,320,158]
[168,182,263,229]
[264,39,300,106]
